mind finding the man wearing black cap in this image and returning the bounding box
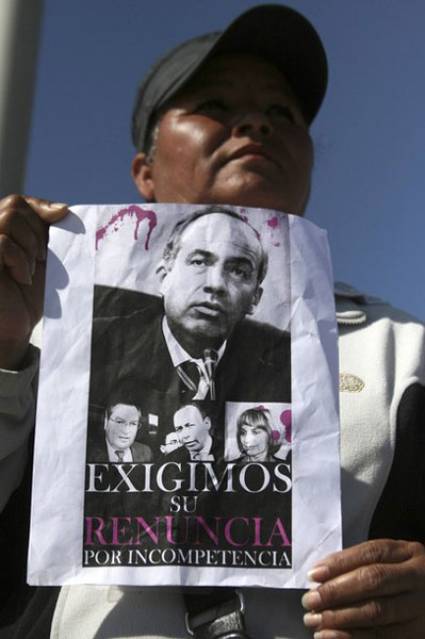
[0,5,424,639]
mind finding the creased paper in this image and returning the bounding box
[28,203,341,588]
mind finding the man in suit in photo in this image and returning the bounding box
[159,431,182,456]
[173,403,214,462]
[90,206,290,449]
[88,400,152,462]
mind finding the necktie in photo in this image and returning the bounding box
[177,350,219,400]
[115,450,124,462]
[177,360,201,398]
[202,348,218,400]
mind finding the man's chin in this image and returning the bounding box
[183,319,229,343]
[210,175,305,215]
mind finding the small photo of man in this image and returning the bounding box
[87,395,153,463]
[160,431,182,456]
[171,402,214,462]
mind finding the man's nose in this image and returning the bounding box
[232,110,272,138]
[204,264,226,293]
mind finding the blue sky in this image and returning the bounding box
[25,0,425,319]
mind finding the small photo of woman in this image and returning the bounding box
[225,402,291,463]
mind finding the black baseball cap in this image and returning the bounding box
[131,4,328,151]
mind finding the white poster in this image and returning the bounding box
[28,203,341,588]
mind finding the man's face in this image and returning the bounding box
[173,405,211,453]
[104,403,140,451]
[161,212,262,346]
[160,432,182,455]
[133,53,313,215]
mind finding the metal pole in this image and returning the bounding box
[0,0,44,197]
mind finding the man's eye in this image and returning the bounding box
[266,104,295,123]
[228,265,252,280]
[195,99,228,114]
[189,257,207,266]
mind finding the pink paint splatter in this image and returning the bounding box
[267,216,279,229]
[271,430,280,442]
[234,211,262,240]
[280,410,292,443]
[96,205,157,251]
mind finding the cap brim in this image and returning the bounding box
[158,4,327,124]
[134,4,327,149]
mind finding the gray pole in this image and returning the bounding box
[0,0,44,197]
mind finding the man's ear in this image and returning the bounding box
[156,260,168,285]
[247,286,263,315]
[204,417,212,432]
[131,153,156,201]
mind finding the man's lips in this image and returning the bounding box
[191,302,226,318]
[227,144,279,167]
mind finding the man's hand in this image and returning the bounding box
[0,195,68,369]
[302,539,425,638]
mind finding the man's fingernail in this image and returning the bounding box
[308,565,331,582]
[303,612,322,628]
[302,589,322,610]
[48,202,68,210]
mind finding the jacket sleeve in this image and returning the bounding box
[0,345,39,512]
[336,283,425,546]
[369,381,425,542]
[0,346,39,625]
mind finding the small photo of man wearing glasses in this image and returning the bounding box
[88,397,153,463]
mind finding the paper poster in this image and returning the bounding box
[28,203,341,588]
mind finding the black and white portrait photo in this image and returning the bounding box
[86,388,152,463]
[80,203,298,572]
[225,402,292,463]
[87,205,291,458]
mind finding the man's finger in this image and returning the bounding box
[0,235,33,285]
[0,194,68,224]
[303,554,425,611]
[310,629,385,639]
[0,206,45,263]
[24,195,68,222]
[308,540,424,582]
[0,195,68,261]
[304,591,425,630]
[311,617,424,638]
[309,630,362,639]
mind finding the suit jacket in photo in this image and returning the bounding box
[86,436,153,463]
[89,287,291,453]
